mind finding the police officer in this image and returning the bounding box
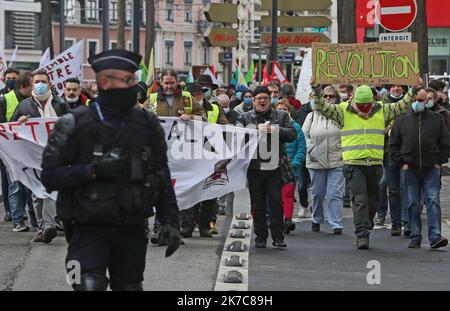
[41,49,180,291]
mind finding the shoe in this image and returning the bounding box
[150,232,159,245]
[22,214,29,221]
[42,227,57,243]
[272,238,287,248]
[403,223,411,237]
[179,227,193,238]
[12,222,30,232]
[391,225,402,236]
[356,236,369,249]
[284,219,296,234]
[375,216,385,226]
[210,222,218,235]
[408,240,421,248]
[333,228,343,235]
[255,238,267,248]
[4,212,12,222]
[312,222,320,232]
[430,237,448,249]
[297,207,306,218]
[32,231,44,242]
[199,228,213,238]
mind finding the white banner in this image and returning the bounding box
[35,40,84,97]
[0,117,259,210]
[296,48,312,105]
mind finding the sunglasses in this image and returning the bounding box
[323,94,336,99]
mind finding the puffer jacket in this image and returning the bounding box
[302,110,343,169]
[285,119,306,178]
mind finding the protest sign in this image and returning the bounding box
[312,42,419,85]
[35,40,84,97]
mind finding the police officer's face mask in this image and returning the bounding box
[99,84,140,112]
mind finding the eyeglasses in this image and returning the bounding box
[323,94,336,99]
[255,96,269,101]
[106,75,136,86]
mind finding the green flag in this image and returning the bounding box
[139,60,148,83]
[245,62,254,83]
[186,69,194,83]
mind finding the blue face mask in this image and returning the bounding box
[34,82,49,96]
[412,101,425,113]
[271,97,277,106]
[243,98,253,105]
[236,92,242,101]
[425,100,434,109]
[5,79,16,90]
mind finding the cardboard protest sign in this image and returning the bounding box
[312,42,419,86]
[35,40,84,96]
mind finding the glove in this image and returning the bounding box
[161,224,181,257]
[91,156,127,180]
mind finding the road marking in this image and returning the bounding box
[381,6,411,15]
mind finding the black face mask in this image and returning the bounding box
[98,85,140,112]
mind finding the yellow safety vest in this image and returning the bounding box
[207,103,220,123]
[149,91,192,115]
[340,101,385,165]
[5,91,19,122]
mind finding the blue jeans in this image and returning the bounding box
[384,156,402,226]
[309,167,344,229]
[402,167,442,244]
[7,178,26,225]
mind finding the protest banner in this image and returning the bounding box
[35,40,84,97]
[312,42,419,86]
[0,117,260,210]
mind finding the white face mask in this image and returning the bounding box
[66,96,79,103]
[339,92,348,100]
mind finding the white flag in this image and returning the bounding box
[8,46,18,67]
[296,48,312,104]
[35,40,84,97]
[203,67,222,87]
[39,47,51,69]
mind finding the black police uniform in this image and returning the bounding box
[41,49,180,291]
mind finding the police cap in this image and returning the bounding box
[88,49,142,73]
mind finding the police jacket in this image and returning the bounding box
[10,95,70,121]
[388,109,450,177]
[236,108,297,170]
[40,103,179,226]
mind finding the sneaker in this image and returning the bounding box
[356,236,369,250]
[32,231,44,243]
[4,212,12,222]
[408,240,421,248]
[312,222,320,232]
[333,228,343,235]
[12,222,30,232]
[391,225,402,236]
[150,232,159,245]
[297,207,307,218]
[42,227,57,243]
[430,237,448,249]
[179,227,193,238]
[272,238,287,248]
[199,228,213,238]
[255,238,267,248]
[403,223,411,237]
[210,222,218,235]
[284,220,296,234]
[375,216,385,226]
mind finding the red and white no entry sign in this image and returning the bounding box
[375,0,417,32]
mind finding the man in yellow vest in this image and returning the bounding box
[178,82,228,238]
[310,77,423,249]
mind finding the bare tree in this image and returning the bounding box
[117,0,126,49]
[410,0,429,75]
[41,0,54,58]
[337,0,357,43]
[145,0,156,65]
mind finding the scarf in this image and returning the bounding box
[32,91,57,117]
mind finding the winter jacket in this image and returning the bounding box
[388,109,450,177]
[302,110,343,170]
[297,102,313,127]
[10,95,70,121]
[285,119,306,177]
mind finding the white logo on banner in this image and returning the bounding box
[0,117,260,210]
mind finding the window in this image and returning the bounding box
[87,0,98,21]
[165,41,174,66]
[66,0,76,20]
[88,40,99,58]
[110,40,118,49]
[184,0,192,22]
[184,42,192,66]
[64,39,75,50]
[126,0,132,24]
[127,41,132,51]
[202,42,210,65]
[166,0,174,22]
[110,0,118,22]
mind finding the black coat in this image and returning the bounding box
[297,102,313,127]
[225,109,240,125]
[10,95,70,121]
[388,109,450,177]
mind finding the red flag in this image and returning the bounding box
[210,65,217,77]
[270,61,288,83]
[262,63,269,86]
[252,63,258,83]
